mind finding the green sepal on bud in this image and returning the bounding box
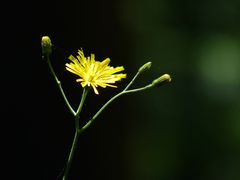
[152,74,171,87]
[41,36,52,57]
[138,62,152,74]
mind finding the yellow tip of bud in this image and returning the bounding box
[138,62,152,74]
[152,74,171,87]
[41,36,52,56]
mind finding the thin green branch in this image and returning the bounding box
[123,71,140,91]
[78,73,154,134]
[78,91,124,134]
[123,84,153,94]
[76,88,89,117]
[46,55,76,116]
[75,87,89,129]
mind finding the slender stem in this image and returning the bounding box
[78,83,153,134]
[46,55,76,116]
[62,88,89,180]
[78,91,124,134]
[76,88,89,118]
[75,88,89,130]
[124,84,153,94]
[123,71,140,91]
[62,130,80,180]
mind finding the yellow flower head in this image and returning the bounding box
[66,49,127,94]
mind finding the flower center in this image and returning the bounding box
[87,74,95,83]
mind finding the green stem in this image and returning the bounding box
[123,71,140,91]
[76,88,89,117]
[123,84,153,94]
[62,88,88,180]
[62,88,89,180]
[75,88,89,130]
[62,130,80,180]
[78,91,124,134]
[46,55,76,116]
[78,81,153,134]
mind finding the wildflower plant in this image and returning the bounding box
[41,36,171,180]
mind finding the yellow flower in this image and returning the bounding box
[66,49,127,94]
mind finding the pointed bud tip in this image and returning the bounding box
[138,62,152,73]
[41,36,52,56]
[152,74,171,87]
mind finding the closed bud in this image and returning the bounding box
[152,74,171,87]
[138,62,152,74]
[41,36,52,56]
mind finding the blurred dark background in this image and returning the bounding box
[3,0,240,179]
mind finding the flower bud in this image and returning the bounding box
[41,36,52,56]
[152,74,171,87]
[138,62,152,74]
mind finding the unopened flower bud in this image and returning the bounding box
[152,74,171,87]
[41,36,52,56]
[138,62,152,74]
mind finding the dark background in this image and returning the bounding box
[3,0,240,179]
